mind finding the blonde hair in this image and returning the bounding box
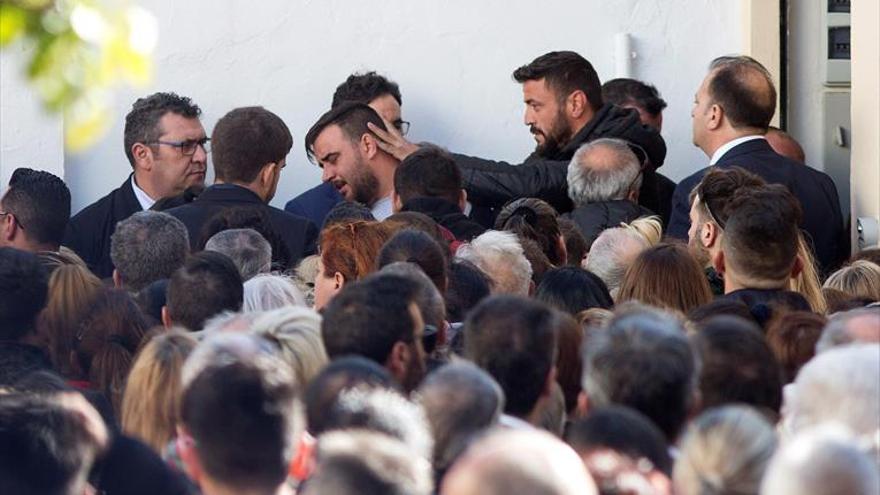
[250,306,328,388]
[674,405,777,495]
[823,260,880,301]
[242,273,306,312]
[120,331,197,453]
[39,264,103,375]
[789,233,827,313]
[620,215,662,246]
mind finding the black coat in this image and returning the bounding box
[401,197,487,241]
[166,184,318,266]
[452,104,671,215]
[64,176,142,279]
[667,138,848,274]
[563,200,654,250]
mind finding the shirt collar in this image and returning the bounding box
[709,135,766,165]
[371,195,393,221]
[130,175,156,211]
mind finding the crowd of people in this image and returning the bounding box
[1,50,878,495]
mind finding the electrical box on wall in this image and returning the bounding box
[823,0,851,85]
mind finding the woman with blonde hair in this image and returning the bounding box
[823,260,880,302]
[789,232,827,313]
[251,306,328,388]
[121,331,197,454]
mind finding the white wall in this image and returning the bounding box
[4,0,743,212]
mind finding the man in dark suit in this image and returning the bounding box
[64,93,207,278]
[668,56,848,274]
[166,107,317,268]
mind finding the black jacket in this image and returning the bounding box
[563,200,654,249]
[64,176,142,278]
[401,197,487,241]
[453,104,670,214]
[166,184,318,266]
[668,138,848,274]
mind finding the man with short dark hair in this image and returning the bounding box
[463,295,558,427]
[167,106,317,265]
[371,51,667,217]
[670,56,847,274]
[110,211,190,292]
[0,168,70,254]
[321,272,427,392]
[65,92,206,278]
[0,247,51,386]
[163,251,244,331]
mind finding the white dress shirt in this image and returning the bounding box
[708,135,766,165]
[130,175,156,211]
[371,195,393,221]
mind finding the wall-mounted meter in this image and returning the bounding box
[823,0,850,86]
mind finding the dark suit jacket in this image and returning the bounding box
[64,176,142,278]
[667,138,848,274]
[167,184,318,266]
[284,181,343,229]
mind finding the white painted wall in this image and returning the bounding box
[3,0,744,212]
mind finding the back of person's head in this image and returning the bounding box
[851,247,880,266]
[765,311,826,383]
[566,405,672,475]
[464,295,558,419]
[121,331,196,453]
[721,184,803,288]
[785,343,880,440]
[535,266,613,315]
[417,362,503,475]
[691,316,782,416]
[455,230,532,296]
[331,70,402,108]
[495,198,564,266]
[180,333,297,493]
[380,262,447,341]
[110,211,190,291]
[197,205,292,270]
[558,217,588,266]
[384,211,448,249]
[305,102,388,162]
[601,78,667,119]
[766,126,806,162]
[2,167,70,250]
[620,215,663,246]
[322,200,376,229]
[320,220,393,283]
[242,273,306,312]
[124,92,201,166]
[822,287,875,314]
[0,247,48,341]
[74,288,149,413]
[204,228,272,280]
[815,307,880,352]
[166,251,243,331]
[304,356,396,436]
[761,426,879,495]
[0,392,109,495]
[585,227,648,298]
[674,405,777,495]
[395,145,463,206]
[617,243,713,314]
[445,259,492,323]
[582,305,695,442]
[568,138,642,206]
[250,306,328,387]
[513,50,603,111]
[688,298,757,327]
[378,229,449,293]
[304,430,433,495]
[707,55,776,131]
[211,106,292,183]
[823,260,880,301]
[690,166,766,231]
[441,428,598,495]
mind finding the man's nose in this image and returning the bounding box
[523,107,534,126]
[321,166,332,182]
[192,145,208,163]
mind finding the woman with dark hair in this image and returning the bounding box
[378,229,449,293]
[314,221,394,310]
[617,243,712,315]
[495,197,566,266]
[535,266,614,315]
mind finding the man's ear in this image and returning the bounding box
[712,249,726,275]
[458,189,468,213]
[0,211,15,242]
[556,234,568,266]
[392,191,403,213]
[567,90,588,119]
[386,341,411,385]
[259,162,277,187]
[131,143,153,171]
[161,305,173,329]
[176,425,203,484]
[701,222,718,248]
[708,103,724,130]
[333,272,345,291]
[112,269,123,289]
[361,133,379,160]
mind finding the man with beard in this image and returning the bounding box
[305,102,400,220]
[369,51,667,215]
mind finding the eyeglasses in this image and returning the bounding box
[149,137,211,155]
[625,143,649,196]
[0,211,23,230]
[393,120,411,136]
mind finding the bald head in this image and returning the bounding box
[567,138,642,206]
[707,55,776,131]
[766,127,805,163]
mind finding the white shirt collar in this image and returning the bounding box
[499,413,536,430]
[371,195,393,221]
[130,175,156,211]
[708,135,766,165]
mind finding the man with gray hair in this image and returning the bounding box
[564,138,653,249]
[815,307,880,353]
[204,228,272,280]
[455,230,533,296]
[110,210,189,291]
[584,227,648,298]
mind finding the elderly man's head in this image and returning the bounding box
[584,227,648,298]
[455,230,533,296]
[205,228,272,280]
[567,138,642,207]
[110,211,189,291]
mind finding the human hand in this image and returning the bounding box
[368,120,419,161]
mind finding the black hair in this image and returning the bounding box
[322,201,376,230]
[0,247,48,339]
[377,229,449,293]
[513,51,603,111]
[166,251,243,331]
[212,107,292,184]
[331,71,402,108]
[393,145,463,206]
[601,78,667,117]
[3,168,70,248]
[707,56,776,130]
[535,266,613,315]
[445,259,492,323]
[304,102,387,163]
[124,92,201,166]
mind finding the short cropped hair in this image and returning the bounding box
[305,102,388,162]
[167,251,244,331]
[513,51,603,111]
[124,92,201,166]
[212,106,292,184]
[0,247,48,340]
[690,166,765,228]
[464,295,559,418]
[332,71,402,107]
[568,138,642,206]
[394,145,463,206]
[707,55,777,131]
[205,228,272,281]
[3,168,70,248]
[378,229,449,294]
[601,78,667,117]
[455,230,532,296]
[110,211,190,291]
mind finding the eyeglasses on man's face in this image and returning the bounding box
[393,120,411,136]
[149,137,211,156]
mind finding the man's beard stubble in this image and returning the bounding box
[532,109,573,158]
